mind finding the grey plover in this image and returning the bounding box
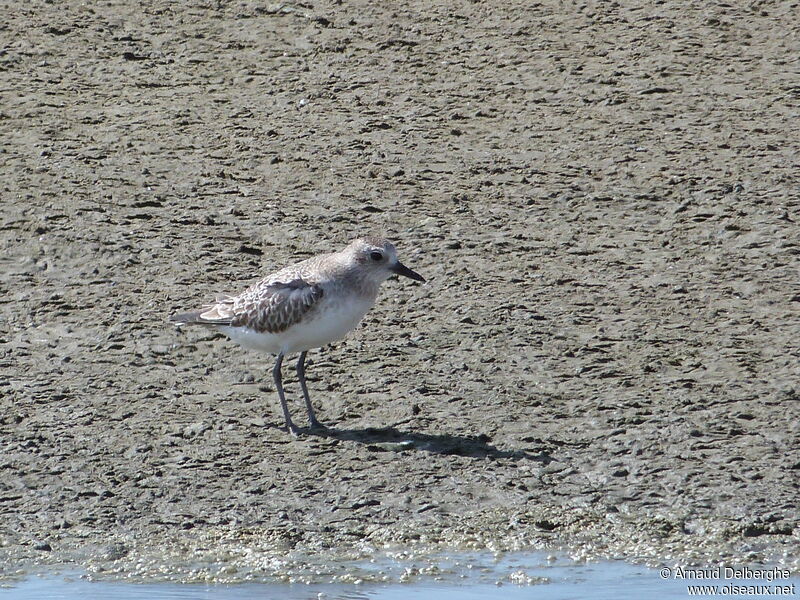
[170,237,425,434]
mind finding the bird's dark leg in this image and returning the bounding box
[296,351,324,429]
[272,352,299,435]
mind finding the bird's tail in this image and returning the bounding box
[169,311,205,326]
[169,311,233,327]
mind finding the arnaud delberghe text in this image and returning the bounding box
[673,566,791,582]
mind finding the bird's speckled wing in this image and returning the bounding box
[198,278,324,334]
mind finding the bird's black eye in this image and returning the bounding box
[370,251,383,262]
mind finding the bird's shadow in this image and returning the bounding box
[304,424,550,462]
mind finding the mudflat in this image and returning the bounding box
[1,0,798,582]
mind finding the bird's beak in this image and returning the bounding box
[391,261,425,283]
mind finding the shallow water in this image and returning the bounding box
[3,553,798,600]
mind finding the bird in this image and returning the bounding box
[169,237,425,435]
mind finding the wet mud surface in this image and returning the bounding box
[1,0,799,583]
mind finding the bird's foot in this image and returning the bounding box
[308,418,327,431]
[285,420,301,436]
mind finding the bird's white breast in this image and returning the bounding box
[218,293,375,355]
